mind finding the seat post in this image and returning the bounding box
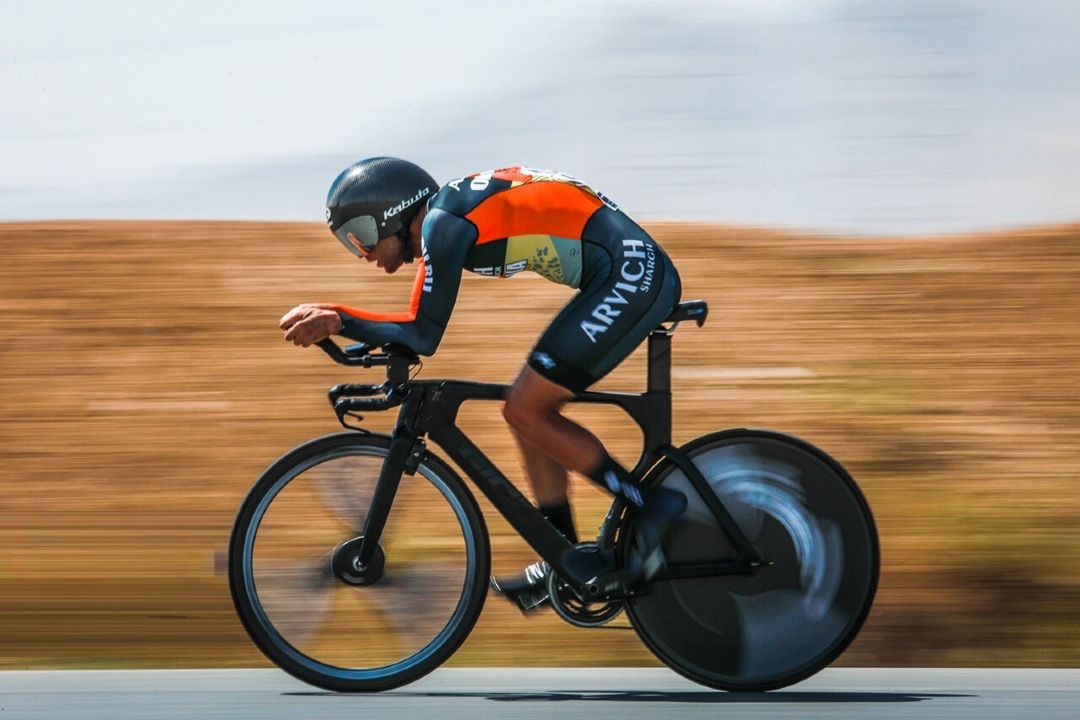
[647,330,672,393]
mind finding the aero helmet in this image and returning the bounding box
[325,157,438,257]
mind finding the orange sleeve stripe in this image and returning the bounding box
[465,182,603,244]
[321,260,427,324]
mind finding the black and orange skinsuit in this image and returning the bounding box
[329,166,681,392]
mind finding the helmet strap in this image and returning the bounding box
[397,233,414,263]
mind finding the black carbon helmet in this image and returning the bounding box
[325,157,438,257]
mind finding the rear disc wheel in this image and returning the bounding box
[624,429,879,691]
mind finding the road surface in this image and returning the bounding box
[2,668,1078,719]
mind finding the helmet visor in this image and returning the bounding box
[333,215,380,257]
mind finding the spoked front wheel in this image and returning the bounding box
[624,429,879,691]
[228,432,490,692]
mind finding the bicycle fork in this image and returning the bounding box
[354,426,424,568]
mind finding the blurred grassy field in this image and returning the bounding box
[1,220,1078,669]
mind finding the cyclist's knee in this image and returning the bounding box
[503,389,550,437]
[504,368,570,436]
[502,397,524,433]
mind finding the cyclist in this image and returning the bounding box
[280,157,687,611]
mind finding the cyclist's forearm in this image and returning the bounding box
[337,314,444,356]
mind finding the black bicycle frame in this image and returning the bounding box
[347,329,763,595]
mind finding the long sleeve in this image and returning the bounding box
[327,209,475,356]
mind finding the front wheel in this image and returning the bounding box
[624,429,879,691]
[228,432,490,692]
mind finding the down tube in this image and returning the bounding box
[429,424,576,573]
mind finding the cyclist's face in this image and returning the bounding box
[362,207,425,275]
[364,235,404,274]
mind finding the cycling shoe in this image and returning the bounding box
[628,486,688,580]
[490,560,551,613]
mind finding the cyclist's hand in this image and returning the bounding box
[279,303,323,330]
[280,305,343,347]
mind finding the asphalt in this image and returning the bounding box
[2,668,1079,720]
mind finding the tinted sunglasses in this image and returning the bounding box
[334,216,411,258]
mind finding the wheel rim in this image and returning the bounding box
[626,435,878,690]
[239,445,479,681]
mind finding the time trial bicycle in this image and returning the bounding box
[228,300,879,692]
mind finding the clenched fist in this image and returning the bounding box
[279,304,343,347]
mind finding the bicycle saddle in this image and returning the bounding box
[664,300,708,327]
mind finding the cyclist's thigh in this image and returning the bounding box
[528,235,681,392]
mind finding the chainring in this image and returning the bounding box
[546,543,624,628]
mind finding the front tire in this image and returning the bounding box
[624,429,879,691]
[229,432,490,692]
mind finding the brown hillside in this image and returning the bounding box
[1,220,1078,668]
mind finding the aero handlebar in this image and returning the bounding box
[316,340,420,426]
[316,339,382,367]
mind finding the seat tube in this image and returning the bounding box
[639,331,673,458]
[647,331,671,393]
[356,427,413,565]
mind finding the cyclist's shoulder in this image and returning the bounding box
[420,203,477,259]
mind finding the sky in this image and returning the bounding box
[2,0,1079,234]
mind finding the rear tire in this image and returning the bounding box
[229,432,490,692]
[624,429,879,691]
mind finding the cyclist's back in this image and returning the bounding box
[422,166,680,391]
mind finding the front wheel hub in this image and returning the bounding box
[332,536,385,586]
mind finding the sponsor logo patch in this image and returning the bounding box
[384,187,431,221]
[580,238,657,343]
